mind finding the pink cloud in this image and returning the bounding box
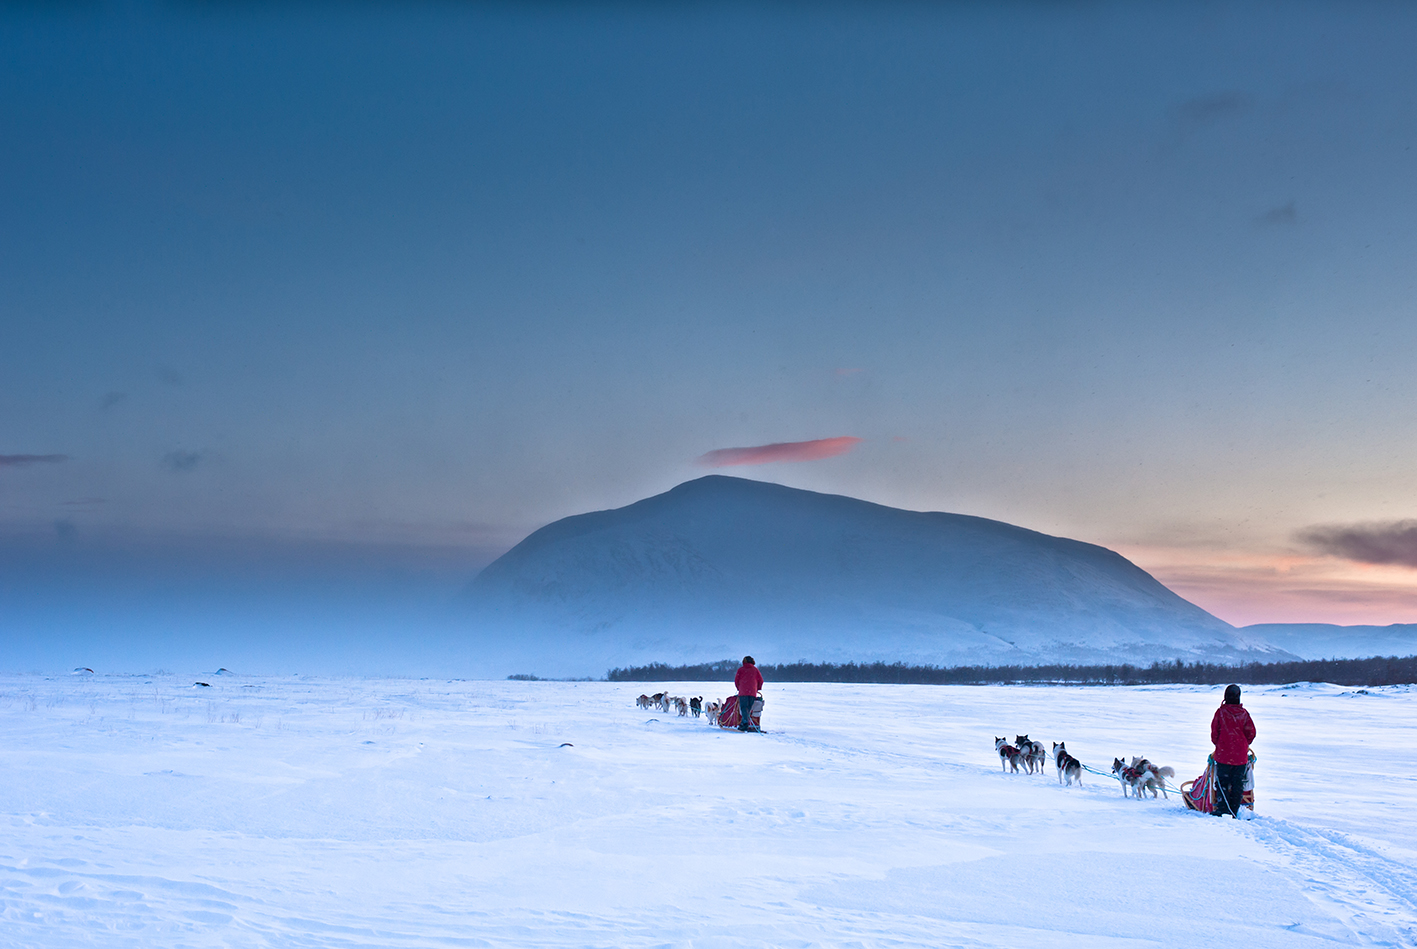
[696,436,862,468]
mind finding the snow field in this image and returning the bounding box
[1,676,1414,947]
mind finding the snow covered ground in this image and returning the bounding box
[2,675,1415,948]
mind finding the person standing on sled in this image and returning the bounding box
[734,656,763,732]
[1210,684,1256,817]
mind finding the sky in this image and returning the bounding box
[3,0,1417,660]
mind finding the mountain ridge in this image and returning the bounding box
[467,476,1291,676]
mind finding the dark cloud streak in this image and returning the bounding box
[1300,521,1417,569]
[1256,201,1297,226]
[162,450,204,472]
[1175,91,1252,126]
[0,454,68,467]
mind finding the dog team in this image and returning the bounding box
[994,735,1173,797]
[636,692,723,722]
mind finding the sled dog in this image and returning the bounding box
[1015,735,1047,775]
[1053,742,1083,786]
[1130,757,1175,799]
[995,737,1022,773]
[1111,757,1145,797]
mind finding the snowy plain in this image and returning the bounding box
[1,675,1414,948]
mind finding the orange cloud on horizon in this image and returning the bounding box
[695,436,862,468]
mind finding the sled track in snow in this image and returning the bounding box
[1247,818,1417,946]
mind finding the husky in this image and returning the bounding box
[1015,735,1047,775]
[636,694,652,709]
[1130,757,1175,799]
[1053,742,1083,786]
[1112,757,1145,797]
[995,737,1022,773]
[689,696,702,717]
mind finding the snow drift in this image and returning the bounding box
[467,476,1286,677]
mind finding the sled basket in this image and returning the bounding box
[1181,752,1256,814]
[718,695,763,730]
[1181,758,1215,813]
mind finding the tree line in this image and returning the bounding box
[605,655,1417,687]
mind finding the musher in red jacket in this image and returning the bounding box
[734,656,764,732]
[1210,684,1256,817]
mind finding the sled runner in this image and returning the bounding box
[1181,752,1256,814]
[718,695,764,731]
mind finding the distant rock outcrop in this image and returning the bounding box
[468,476,1290,677]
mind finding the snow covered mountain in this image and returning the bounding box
[467,476,1287,677]
[1240,623,1417,660]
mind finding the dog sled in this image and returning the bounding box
[718,695,763,731]
[1181,751,1256,815]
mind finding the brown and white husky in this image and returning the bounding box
[1130,756,1175,799]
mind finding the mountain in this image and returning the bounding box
[466,476,1288,677]
[1240,624,1417,661]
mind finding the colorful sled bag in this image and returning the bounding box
[1181,757,1215,813]
[1181,751,1257,814]
[717,695,764,729]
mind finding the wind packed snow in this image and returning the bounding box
[2,676,1415,947]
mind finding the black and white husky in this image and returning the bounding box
[1111,757,1144,797]
[1053,742,1083,786]
[994,737,1022,773]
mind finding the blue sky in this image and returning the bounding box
[3,0,1417,640]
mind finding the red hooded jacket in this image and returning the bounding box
[1210,703,1256,766]
[735,663,763,697]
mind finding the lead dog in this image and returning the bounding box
[1053,742,1083,786]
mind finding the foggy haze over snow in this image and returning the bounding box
[3,1,1417,671]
